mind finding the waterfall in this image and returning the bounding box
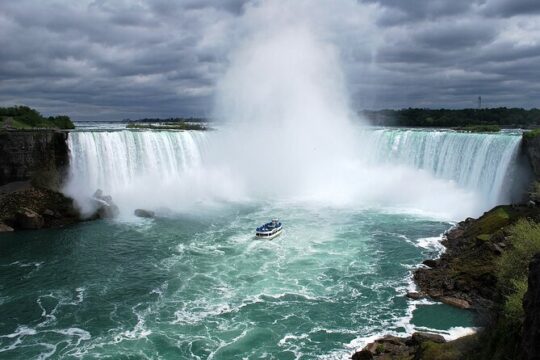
[64,128,524,218]
[361,128,522,206]
[64,130,209,215]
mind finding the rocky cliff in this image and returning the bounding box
[522,253,540,360]
[0,130,80,231]
[0,130,69,189]
[523,134,540,180]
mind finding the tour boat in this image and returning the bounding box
[255,219,283,239]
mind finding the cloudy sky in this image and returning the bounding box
[0,0,539,121]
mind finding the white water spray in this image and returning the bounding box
[64,0,523,220]
[211,24,359,201]
[202,0,507,218]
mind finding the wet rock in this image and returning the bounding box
[97,204,119,219]
[43,208,55,217]
[411,332,446,344]
[445,227,464,242]
[406,291,425,300]
[0,222,14,232]
[15,207,44,229]
[359,336,412,359]
[0,184,80,231]
[423,259,438,268]
[0,130,69,189]
[427,289,443,299]
[439,296,471,309]
[134,209,155,218]
[356,333,478,360]
[363,341,378,354]
[92,189,119,219]
[379,335,405,346]
[351,350,373,360]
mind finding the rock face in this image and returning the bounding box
[522,253,540,360]
[0,222,14,232]
[91,189,119,219]
[0,130,69,189]
[0,131,81,231]
[15,207,44,229]
[413,205,540,310]
[439,296,471,309]
[411,332,446,344]
[134,209,155,218]
[352,332,477,360]
[523,135,540,180]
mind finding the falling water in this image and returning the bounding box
[64,130,210,215]
[360,129,523,207]
[64,127,523,219]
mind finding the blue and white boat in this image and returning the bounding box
[255,219,283,239]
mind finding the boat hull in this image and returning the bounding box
[255,228,283,239]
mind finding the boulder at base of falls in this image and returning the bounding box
[134,209,155,218]
[91,189,120,219]
[15,207,44,229]
[0,222,14,232]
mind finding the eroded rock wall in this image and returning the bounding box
[0,130,69,190]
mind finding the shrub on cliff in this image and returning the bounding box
[497,219,540,329]
[503,279,528,325]
[48,115,75,129]
[471,218,540,360]
[498,219,540,295]
[523,128,540,140]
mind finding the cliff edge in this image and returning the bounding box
[0,130,69,189]
[0,130,79,231]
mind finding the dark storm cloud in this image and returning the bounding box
[413,22,497,50]
[368,0,478,23]
[0,0,235,119]
[0,0,538,120]
[481,0,540,17]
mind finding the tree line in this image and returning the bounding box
[361,108,540,128]
[0,106,74,129]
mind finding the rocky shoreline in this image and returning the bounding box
[352,203,540,359]
[352,332,478,360]
[0,181,80,231]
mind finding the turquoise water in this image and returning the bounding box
[0,203,474,359]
